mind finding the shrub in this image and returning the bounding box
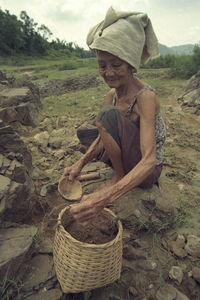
[58,61,78,70]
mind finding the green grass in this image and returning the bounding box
[0,267,21,300]
[1,56,99,84]
[40,84,108,121]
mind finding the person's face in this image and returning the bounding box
[97,51,132,88]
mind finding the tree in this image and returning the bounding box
[37,24,52,40]
[0,9,24,54]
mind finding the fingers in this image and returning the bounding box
[68,172,76,182]
[70,201,94,222]
[60,167,76,183]
[70,199,104,225]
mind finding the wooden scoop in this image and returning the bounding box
[58,172,100,201]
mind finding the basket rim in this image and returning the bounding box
[57,206,123,248]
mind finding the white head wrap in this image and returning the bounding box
[87,7,159,71]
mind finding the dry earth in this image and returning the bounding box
[1,69,200,300]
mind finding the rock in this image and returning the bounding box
[177,71,200,115]
[21,254,56,292]
[185,235,200,258]
[176,290,190,300]
[0,122,34,222]
[0,122,32,170]
[39,117,54,131]
[0,175,11,216]
[0,84,41,126]
[169,266,184,284]
[137,260,157,271]
[51,128,66,136]
[128,286,139,297]
[53,149,65,160]
[123,245,147,260]
[192,266,200,283]
[113,175,180,233]
[0,174,11,196]
[186,277,199,298]
[0,225,37,281]
[185,71,200,92]
[176,235,186,248]
[169,240,188,259]
[156,284,177,300]
[34,131,50,148]
[156,284,190,300]
[25,288,62,300]
[48,136,62,149]
[38,238,53,254]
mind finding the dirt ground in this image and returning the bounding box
[7,70,200,300]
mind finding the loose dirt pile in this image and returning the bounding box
[63,209,118,244]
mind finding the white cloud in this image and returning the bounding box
[0,0,200,48]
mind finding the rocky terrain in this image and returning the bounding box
[0,69,200,300]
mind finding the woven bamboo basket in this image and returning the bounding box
[53,206,123,293]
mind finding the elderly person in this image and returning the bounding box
[60,7,166,224]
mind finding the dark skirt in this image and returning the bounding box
[77,106,162,188]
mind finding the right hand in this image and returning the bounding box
[60,161,82,183]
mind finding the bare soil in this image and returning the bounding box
[5,69,200,300]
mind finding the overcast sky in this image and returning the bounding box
[0,0,200,49]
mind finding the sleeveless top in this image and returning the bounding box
[112,86,166,165]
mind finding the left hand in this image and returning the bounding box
[70,189,110,225]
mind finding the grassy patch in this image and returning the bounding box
[40,84,109,121]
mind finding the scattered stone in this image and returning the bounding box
[169,266,184,284]
[48,136,62,149]
[169,240,188,259]
[136,260,157,271]
[156,284,177,300]
[192,266,200,284]
[53,149,65,160]
[34,131,50,148]
[185,235,200,258]
[128,286,139,297]
[176,235,186,248]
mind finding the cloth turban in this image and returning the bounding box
[86,6,159,71]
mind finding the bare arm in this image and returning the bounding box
[78,135,102,168]
[108,91,157,200]
[70,91,157,223]
[61,135,103,181]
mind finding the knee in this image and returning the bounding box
[97,105,119,123]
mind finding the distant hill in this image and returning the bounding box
[158,43,195,56]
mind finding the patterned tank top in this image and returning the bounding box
[112,86,166,165]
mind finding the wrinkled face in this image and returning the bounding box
[97,51,133,88]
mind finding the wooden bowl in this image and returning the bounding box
[58,177,82,201]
